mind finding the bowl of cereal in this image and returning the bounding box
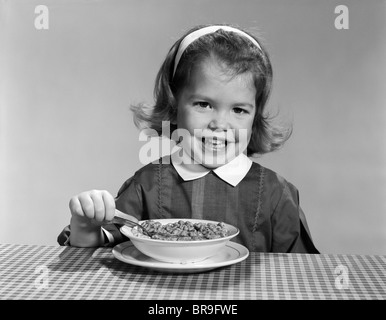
[120,219,239,264]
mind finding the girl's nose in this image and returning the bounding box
[208,112,230,131]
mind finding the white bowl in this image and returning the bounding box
[120,219,239,264]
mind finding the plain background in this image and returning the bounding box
[1,0,385,254]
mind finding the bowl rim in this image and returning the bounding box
[120,218,239,244]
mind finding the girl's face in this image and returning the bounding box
[176,56,256,168]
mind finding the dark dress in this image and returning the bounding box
[111,157,318,253]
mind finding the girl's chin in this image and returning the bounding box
[194,144,240,168]
[199,159,228,169]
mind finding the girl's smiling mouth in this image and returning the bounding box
[202,137,228,151]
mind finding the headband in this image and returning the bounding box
[173,25,262,77]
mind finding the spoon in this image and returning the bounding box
[112,209,152,237]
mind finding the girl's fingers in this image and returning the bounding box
[89,190,106,222]
[69,190,115,223]
[77,192,96,220]
[69,196,85,217]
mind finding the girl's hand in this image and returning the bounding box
[69,190,116,247]
[69,190,116,226]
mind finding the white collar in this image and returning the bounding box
[171,146,252,187]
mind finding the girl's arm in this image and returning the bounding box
[271,180,319,254]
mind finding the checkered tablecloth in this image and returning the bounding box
[0,243,385,300]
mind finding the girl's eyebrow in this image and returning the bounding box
[186,93,210,101]
[232,103,255,109]
[187,94,255,108]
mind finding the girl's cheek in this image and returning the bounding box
[234,127,251,143]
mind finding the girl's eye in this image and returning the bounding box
[193,102,211,109]
[233,107,248,114]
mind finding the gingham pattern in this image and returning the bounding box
[0,243,385,300]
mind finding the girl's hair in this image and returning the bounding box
[131,24,292,156]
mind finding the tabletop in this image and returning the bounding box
[0,243,385,300]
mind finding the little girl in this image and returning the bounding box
[58,24,318,253]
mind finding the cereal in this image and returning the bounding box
[135,220,229,241]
